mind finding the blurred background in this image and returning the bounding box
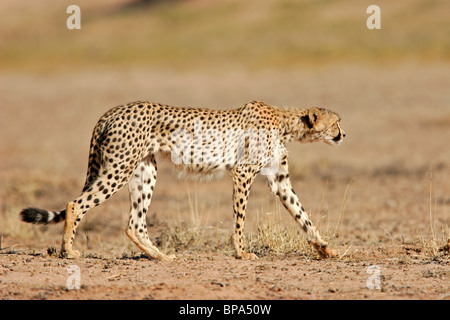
[1,0,449,72]
[1,0,449,256]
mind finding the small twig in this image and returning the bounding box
[338,244,352,260]
[380,226,395,245]
[0,233,20,251]
[211,281,227,287]
[334,179,353,238]
[0,243,19,252]
[108,273,125,281]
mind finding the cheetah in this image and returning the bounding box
[20,101,345,261]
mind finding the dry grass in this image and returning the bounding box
[249,215,313,258]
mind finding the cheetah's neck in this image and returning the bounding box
[273,106,309,142]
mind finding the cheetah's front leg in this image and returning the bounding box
[266,155,336,258]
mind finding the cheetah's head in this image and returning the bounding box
[301,107,345,146]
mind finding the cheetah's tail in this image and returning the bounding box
[20,208,66,224]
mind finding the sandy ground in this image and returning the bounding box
[1,250,449,300]
[1,64,449,300]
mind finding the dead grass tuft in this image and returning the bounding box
[248,220,313,257]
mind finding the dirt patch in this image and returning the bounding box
[1,248,449,300]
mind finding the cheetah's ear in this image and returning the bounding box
[307,107,324,131]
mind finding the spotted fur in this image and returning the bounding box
[20,101,345,260]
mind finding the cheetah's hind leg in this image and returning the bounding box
[231,165,259,260]
[60,172,128,259]
[125,156,176,261]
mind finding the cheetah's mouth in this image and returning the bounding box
[325,131,344,146]
[332,132,342,142]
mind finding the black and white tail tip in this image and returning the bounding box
[20,208,66,224]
